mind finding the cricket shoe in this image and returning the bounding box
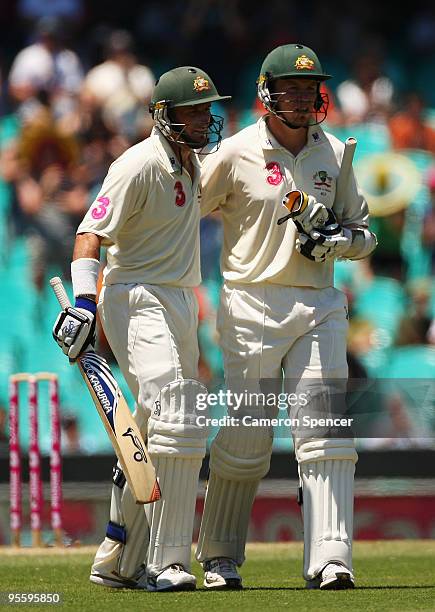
[90,564,147,589]
[203,557,243,590]
[146,564,196,592]
[306,562,355,590]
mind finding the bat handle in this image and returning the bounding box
[50,276,96,357]
[50,277,71,309]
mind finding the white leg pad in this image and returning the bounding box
[145,455,202,575]
[297,438,357,580]
[196,423,272,566]
[91,403,150,581]
[146,379,208,577]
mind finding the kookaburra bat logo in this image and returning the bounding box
[122,427,147,463]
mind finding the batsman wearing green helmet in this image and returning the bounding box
[196,44,376,590]
[53,65,230,592]
[150,66,230,150]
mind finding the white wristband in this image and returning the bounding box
[71,258,100,297]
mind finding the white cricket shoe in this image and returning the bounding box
[306,562,355,590]
[90,564,147,589]
[203,557,243,590]
[146,564,196,592]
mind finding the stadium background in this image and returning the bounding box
[0,0,434,545]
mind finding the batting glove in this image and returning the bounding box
[278,190,331,234]
[52,297,96,360]
[297,222,353,263]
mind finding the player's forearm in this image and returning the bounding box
[71,233,103,298]
[73,232,102,261]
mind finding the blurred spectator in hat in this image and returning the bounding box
[8,16,83,121]
[73,105,129,192]
[83,29,155,142]
[336,51,394,125]
[389,93,435,154]
[1,103,88,293]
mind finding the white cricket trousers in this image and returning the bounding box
[197,281,354,578]
[98,282,199,418]
[91,283,200,580]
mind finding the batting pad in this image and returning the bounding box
[146,379,208,576]
[91,485,149,580]
[298,438,357,580]
[147,379,208,457]
[196,422,272,566]
[91,407,150,581]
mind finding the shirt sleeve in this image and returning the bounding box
[77,159,146,245]
[200,142,233,217]
[341,169,370,229]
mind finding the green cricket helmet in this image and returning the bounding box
[150,66,231,150]
[257,44,331,127]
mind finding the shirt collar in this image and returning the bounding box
[257,116,281,150]
[257,116,327,151]
[152,126,201,174]
[306,124,327,147]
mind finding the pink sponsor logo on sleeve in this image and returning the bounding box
[91,196,110,219]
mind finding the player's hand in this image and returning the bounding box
[296,223,352,263]
[278,190,330,233]
[52,298,96,360]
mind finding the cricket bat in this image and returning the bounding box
[333,136,357,223]
[50,276,161,505]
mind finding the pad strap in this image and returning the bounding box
[112,465,126,489]
[106,520,126,544]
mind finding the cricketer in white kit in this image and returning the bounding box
[196,44,377,590]
[52,66,230,591]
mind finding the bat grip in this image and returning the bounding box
[50,277,71,309]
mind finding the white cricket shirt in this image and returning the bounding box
[200,117,369,288]
[77,127,201,287]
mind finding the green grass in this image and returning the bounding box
[0,542,434,611]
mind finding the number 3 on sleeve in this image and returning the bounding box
[91,196,110,219]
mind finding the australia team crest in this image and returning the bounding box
[295,54,315,71]
[313,170,332,195]
[193,76,210,92]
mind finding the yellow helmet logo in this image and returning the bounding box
[295,55,315,71]
[193,76,211,92]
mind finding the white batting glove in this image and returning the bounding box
[278,190,331,233]
[297,225,353,262]
[52,298,96,360]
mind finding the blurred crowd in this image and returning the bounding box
[1,0,435,449]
